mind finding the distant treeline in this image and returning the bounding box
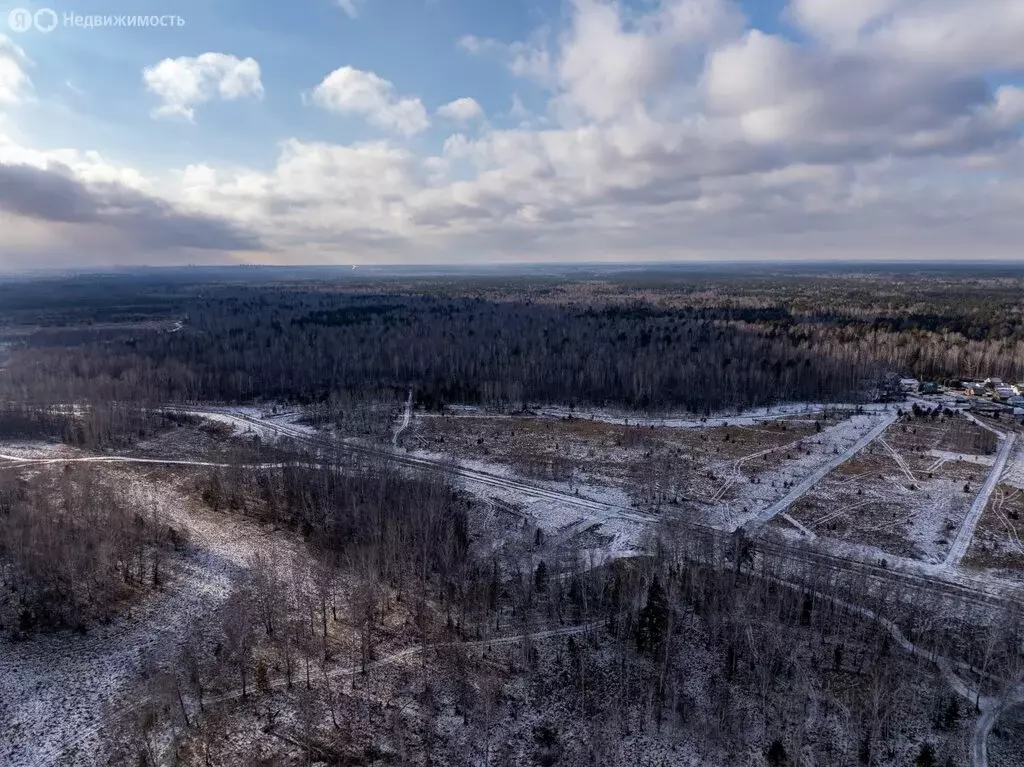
[2,272,1023,412]
[1,292,877,412]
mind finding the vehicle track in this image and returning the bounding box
[941,432,1016,571]
[743,412,898,532]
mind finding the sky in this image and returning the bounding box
[0,0,1022,269]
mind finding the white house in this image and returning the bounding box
[899,378,920,393]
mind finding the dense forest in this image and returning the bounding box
[1,268,1022,415]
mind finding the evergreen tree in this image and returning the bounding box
[636,576,670,656]
[915,743,937,767]
[534,560,548,594]
[767,739,787,767]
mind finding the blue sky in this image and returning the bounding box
[1,0,1023,267]
[6,0,555,168]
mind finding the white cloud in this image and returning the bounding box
[791,0,1024,73]
[338,0,362,19]
[457,35,501,55]
[310,67,430,136]
[509,94,531,122]
[0,35,32,108]
[463,1,740,123]
[143,53,264,121]
[437,97,484,123]
[866,0,1024,73]
[788,0,905,43]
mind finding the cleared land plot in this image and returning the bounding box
[788,415,996,563]
[408,410,903,532]
[961,484,1024,577]
[411,413,821,492]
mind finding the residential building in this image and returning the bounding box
[899,377,920,393]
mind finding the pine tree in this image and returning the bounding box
[915,743,937,767]
[767,739,787,767]
[535,560,549,594]
[635,576,670,656]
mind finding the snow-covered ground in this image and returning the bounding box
[1,402,1019,767]
[927,449,996,470]
[410,445,650,563]
[533,401,885,429]
[0,466,300,767]
[185,407,319,441]
[940,433,1017,570]
[719,410,897,529]
[0,440,84,461]
[1004,442,1024,491]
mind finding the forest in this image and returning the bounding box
[1,266,1023,415]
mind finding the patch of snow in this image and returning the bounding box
[0,466,303,767]
[0,441,83,461]
[734,411,897,531]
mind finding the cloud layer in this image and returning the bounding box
[2,1,1024,266]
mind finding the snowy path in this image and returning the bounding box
[392,389,412,448]
[879,437,916,482]
[964,412,1008,438]
[759,569,1014,767]
[71,618,604,764]
[207,620,602,709]
[0,453,291,469]
[940,431,1016,571]
[743,412,897,533]
[971,684,1024,767]
[0,472,280,767]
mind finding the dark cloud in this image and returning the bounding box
[0,162,263,252]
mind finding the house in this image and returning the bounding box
[920,381,940,394]
[1008,395,1024,408]
[899,378,920,393]
[984,377,1004,389]
[964,383,986,397]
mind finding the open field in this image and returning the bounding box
[962,485,1024,577]
[407,408,900,531]
[787,415,997,563]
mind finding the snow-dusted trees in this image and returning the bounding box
[0,465,184,634]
